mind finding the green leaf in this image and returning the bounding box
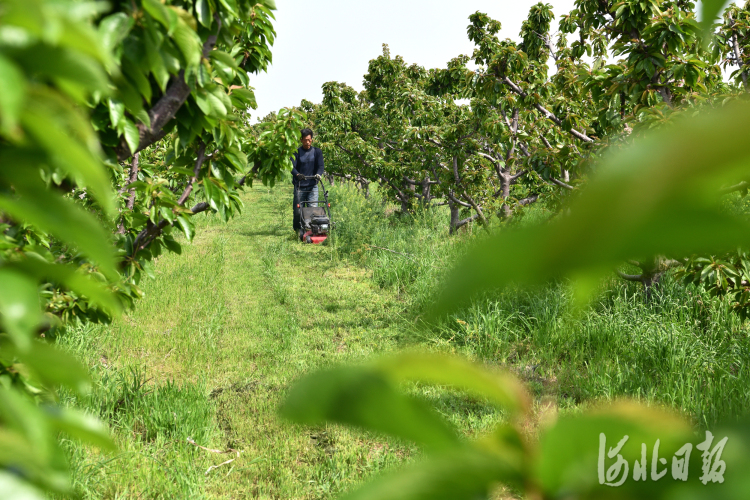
[701,0,731,33]
[11,259,120,315]
[163,237,182,254]
[0,268,40,350]
[195,0,212,28]
[0,471,45,500]
[218,0,239,17]
[0,183,117,279]
[108,99,125,128]
[45,407,116,451]
[224,148,248,170]
[121,58,153,104]
[280,366,460,452]
[142,0,175,32]
[175,214,195,241]
[122,118,140,156]
[20,91,115,214]
[209,50,240,71]
[341,448,522,500]
[171,18,202,68]
[0,54,26,134]
[17,45,109,96]
[159,206,175,223]
[144,28,170,91]
[4,340,92,394]
[536,402,694,497]
[429,100,750,319]
[98,12,133,53]
[376,352,530,417]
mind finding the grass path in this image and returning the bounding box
[63,185,415,499]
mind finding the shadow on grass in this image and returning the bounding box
[240,228,291,238]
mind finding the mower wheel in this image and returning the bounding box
[305,235,312,244]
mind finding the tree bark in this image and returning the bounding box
[729,13,748,91]
[117,152,140,234]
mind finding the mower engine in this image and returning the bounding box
[299,206,330,244]
[297,176,333,244]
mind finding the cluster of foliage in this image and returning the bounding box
[304,0,750,306]
[0,0,303,496]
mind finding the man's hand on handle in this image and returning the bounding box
[296,173,305,181]
[314,174,322,181]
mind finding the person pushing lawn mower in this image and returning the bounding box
[291,128,327,240]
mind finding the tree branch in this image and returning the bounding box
[117,153,140,234]
[115,15,223,161]
[551,177,576,190]
[729,12,748,91]
[131,143,207,256]
[500,76,594,143]
[461,190,487,225]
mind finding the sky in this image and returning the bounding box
[249,0,578,122]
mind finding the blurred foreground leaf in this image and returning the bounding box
[280,366,460,452]
[375,351,530,417]
[702,0,732,32]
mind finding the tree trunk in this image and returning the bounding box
[421,178,432,206]
[449,201,460,235]
[500,173,511,219]
[400,196,410,214]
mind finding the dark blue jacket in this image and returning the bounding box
[291,146,324,188]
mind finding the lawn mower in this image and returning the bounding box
[296,176,332,244]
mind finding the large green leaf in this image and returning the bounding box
[20,91,115,214]
[171,17,202,68]
[429,100,750,318]
[0,268,40,350]
[142,0,177,33]
[341,448,523,500]
[11,258,120,315]
[0,471,45,500]
[701,0,732,32]
[98,12,134,53]
[44,407,115,451]
[0,53,26,134]
[280,366,461,452]
[0,187,117,279]
[536,402,694,498]
[376,352,530,417]
[16,45,109,96]
[4,340,93,395]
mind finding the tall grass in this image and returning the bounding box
[56,339,216,498]
[328,182,750,428]
[327,182,464,306]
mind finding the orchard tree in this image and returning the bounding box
[311,1,750,299]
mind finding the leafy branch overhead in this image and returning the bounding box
[0,0,302,497]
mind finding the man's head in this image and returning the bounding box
[301,128,314,150]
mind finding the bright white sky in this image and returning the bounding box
[249,0,578,122]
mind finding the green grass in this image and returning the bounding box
[57,184,419,499]
[327,182,750,429]
[57,181,750,499]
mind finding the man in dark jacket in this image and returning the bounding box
[291,128,325,232]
